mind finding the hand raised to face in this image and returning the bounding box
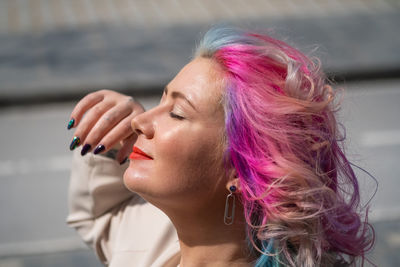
[67,89,145,164]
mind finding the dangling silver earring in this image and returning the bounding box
[224,185,236,225]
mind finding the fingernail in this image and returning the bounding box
[81,144,91,156]
[93,144,105,154]
[67,118,75,130]
[69,136,81,151]
[120,157,128,165]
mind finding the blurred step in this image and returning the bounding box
[0,1,399,105]
[1,0,399,34]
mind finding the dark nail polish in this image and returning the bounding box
[67,118,75,130]
[81,144,91,156]
[93,144,105,154]
[69,136,81,151]
[120,157,128,165]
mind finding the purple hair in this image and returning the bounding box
[196,27,374,266]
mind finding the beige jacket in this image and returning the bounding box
[66,151,180,267]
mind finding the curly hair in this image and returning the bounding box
[196,27,374,266]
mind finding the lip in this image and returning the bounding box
[129,146,153,160]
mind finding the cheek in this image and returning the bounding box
[124,121,226,202]
[160,127,209,162]
[155,124,225,191]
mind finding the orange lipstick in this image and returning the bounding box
[129,146,153,160]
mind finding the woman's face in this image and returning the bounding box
[123,57,228,209]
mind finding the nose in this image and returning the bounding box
[131,110,155,139]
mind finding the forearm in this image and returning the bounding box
[67,149,132,221]
[66,149,134,259]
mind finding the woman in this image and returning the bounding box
[67,27,374,266]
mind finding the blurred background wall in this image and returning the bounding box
[0,0,399,266]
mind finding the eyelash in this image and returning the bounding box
[169,112,185,120]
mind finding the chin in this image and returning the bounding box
[123,167,182,210]
[123,162,150,193]
[123,163,162,200]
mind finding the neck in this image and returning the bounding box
[162,196,254,267]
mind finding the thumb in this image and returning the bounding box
[117,134,138,164]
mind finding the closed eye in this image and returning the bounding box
[169,112,185,120]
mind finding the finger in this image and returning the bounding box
[68,91,105,129]
[82,104,133,153]
[72,101,114,147]
[117,134,138,164]
[92,115,136,156]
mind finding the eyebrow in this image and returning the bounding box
[164,86,198,112]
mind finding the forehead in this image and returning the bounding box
[168,57,225,113]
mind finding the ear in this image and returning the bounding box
[225,168,241,193]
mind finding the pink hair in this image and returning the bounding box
[197,27,375,266]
